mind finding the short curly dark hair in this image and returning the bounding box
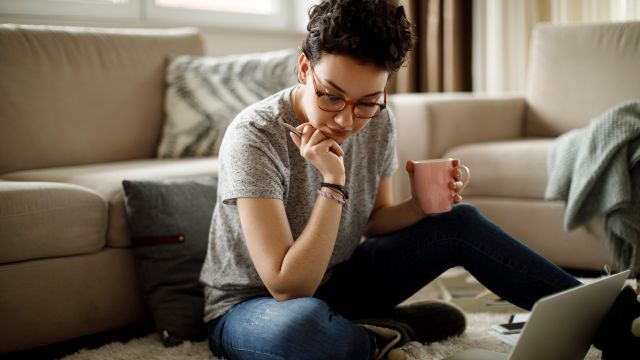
[301,0,415,73]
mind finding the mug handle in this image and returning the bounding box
[457,165,471,193]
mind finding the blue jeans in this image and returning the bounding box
[207,204,581,360]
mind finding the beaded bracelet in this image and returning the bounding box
[320,182,349,200]
[317,189,348,211]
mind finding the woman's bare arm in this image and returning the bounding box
[237,194,343,301]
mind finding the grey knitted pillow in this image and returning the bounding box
[122,176,217,346]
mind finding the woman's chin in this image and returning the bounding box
[327,130,351,143]
[331,135,348,145]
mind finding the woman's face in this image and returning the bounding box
[295,53,389,144]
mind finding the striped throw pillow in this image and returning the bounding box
[157,49,298,158]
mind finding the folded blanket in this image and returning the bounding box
[545,101,640,274]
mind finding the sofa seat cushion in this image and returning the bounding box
[0,181,107,264]
[444,138,552,199]
[1,157,218,248]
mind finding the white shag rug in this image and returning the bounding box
[61,313,602,360]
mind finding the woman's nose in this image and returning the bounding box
[334,104,354,128]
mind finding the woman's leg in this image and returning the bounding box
[316,204,581,319]
[207,296,373,360]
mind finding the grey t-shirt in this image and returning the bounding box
[200,86,398,322]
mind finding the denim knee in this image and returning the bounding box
[267,298,372,359]
[209,297,372,360]
[450,203,481,218]
[443,203,494,231]
[413,203,482,230]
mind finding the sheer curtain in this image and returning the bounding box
[473,0,640,93]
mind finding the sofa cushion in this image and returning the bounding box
[156,49,298,158]
[465,196,609,270]
[1,157,218,248]
[0,181,107,264]
[122,177,217,345]
[0,24,204,175]
[526,21,640,137]
[0,248,147,354]
[444,139,552,199]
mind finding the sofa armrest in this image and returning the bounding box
[388,92,527,201]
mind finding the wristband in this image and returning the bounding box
[320,182,349,200]
[317,189,348,211]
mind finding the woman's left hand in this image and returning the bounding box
[449,159,465,204]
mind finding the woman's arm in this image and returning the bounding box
[364,177,424,236]
[238,123,346,301]
[238,195,342,301]
[365,160,465,236]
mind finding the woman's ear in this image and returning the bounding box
[297,52,309,85]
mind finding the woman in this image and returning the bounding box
[200,1,636,359]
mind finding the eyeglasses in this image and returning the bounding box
[310,66,387,119]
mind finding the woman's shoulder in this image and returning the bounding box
[228,87,294,134]
[220,87,295,155]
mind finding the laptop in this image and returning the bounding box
[443,270,630,360]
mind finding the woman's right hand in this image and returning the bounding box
[289,123,346,185]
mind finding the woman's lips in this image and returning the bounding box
[328,128,351,137]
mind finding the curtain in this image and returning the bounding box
[473,0,640,93]
[390,0,473,93]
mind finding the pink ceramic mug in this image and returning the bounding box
[413,158,471,214]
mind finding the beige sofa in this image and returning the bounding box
[0,24,217,354]
[389,21,640,272]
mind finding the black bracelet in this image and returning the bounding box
[320,182,349,200]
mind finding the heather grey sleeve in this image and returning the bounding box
[380,109,399,180]
[218,117,287,206]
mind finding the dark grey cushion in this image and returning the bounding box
[122,176,217,346]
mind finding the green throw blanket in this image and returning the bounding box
[545,101,640,275]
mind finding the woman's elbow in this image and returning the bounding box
[266,280,315,302]
[269,287,315,302]
[272,293,299,302]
